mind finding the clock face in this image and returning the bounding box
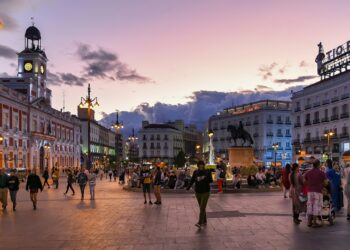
[40,65,45,74]
[24,62,33,72]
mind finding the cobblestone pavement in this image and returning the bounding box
[0,177,349,250]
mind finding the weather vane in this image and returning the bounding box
[31,17,35,26]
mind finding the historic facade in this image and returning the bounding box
[208,100,293,167]
[0,24,81,172]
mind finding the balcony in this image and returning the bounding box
[276,120,283,124]
[312,136,320,142]
[266,119,273,124]
[304,104,312,110]
[285,120,292,125]
[313,101,321,107]
[266,132,273,137]
[341,112,349,119]
[253,120,259,125]
[340,132,349,138]
[245,122,251,126]
[304,137,312,143]
[276,133,283,137]
[294,107,301,112]
[285,134,292,137]
[253,133,259,138]
[331,97,339,103]
[304,120,311,126]
[321,117,329,123]
[313,119,320,124]
[294,123,301,128]
[331,114,339,121]
[292,139,300,145]
[341,93,350,100]
[322,99,330,105]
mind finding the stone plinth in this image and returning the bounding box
[228,147,254,168]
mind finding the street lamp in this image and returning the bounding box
[208,129,214,165]
[79,83,99,169]
[128,128,138,163]
[324,130,334,159]
[196,144,201,160]
[111,110,123,170]
[272,143,279,169]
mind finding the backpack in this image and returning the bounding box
[219,170,225,179]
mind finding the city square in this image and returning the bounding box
[1,1,350,250]
[0,179,349,250]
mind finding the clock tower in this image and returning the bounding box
[17,23,51,105]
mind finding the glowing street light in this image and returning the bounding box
[324,130,334,159]
[111,110,124,169]
[272,143,279,169]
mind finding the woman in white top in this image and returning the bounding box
[344,163,350,220]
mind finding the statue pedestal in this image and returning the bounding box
[228,147,254,168]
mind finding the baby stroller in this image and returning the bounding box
[321,182,335,225]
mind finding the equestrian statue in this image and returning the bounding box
[227,121,254,146]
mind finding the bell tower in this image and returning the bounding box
[17,21,51,105]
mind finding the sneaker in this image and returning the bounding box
[33,205,37,210]
[347,215,350,221]
[195,223,201,229]
[144,201,147,204]
[72,193,75,196]
[149,201,153,205]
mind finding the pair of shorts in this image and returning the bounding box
[143,184,151,193]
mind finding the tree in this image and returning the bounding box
[174,150,186,168]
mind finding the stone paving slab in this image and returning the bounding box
[0,178,349,250]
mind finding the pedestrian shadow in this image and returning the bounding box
[76,200,97,210]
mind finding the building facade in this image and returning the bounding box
[138,121,184,164]
[208,100,293,167]
[0,24,81,172]
[78,107,115,168]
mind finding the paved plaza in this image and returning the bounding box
[0,178,349,250]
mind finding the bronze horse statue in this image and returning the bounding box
[227,121,254,146]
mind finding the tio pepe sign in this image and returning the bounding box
[324,40,350,63]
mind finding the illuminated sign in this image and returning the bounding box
[316,40,350,78]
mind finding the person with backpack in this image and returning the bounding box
[216,165,224,193]
[64,170,75,196]
[26,169,43,210]
[108,169,113,182]
[88,169,97,200]
[7,169,20,211]
[187,160,213,229]
[42,167,50,189]
[77,167,88,200]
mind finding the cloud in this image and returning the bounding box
[0,44,17,59]
[0,13,18,31]
[76,43,152,83]
[0,72,10,77]
[274,75,318,84]
[258,62,277,80]
[47,71,87,87]
[99,86,304,134]
[254,84,272,91]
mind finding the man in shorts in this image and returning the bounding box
[304,159,326,227]
[140,165,152,205]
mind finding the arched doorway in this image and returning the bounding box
[39,146,44,172]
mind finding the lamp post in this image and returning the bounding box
[272,143,279,170]
[324,130,334,159]
[79,83,99,169]
[111,110,123,170]
[44,144,50,169]
[128,128,138,163]
[208,129,214,165]
[196,144,201,160]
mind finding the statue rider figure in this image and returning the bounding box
[315,42,325,76]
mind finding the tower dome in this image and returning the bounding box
[25,25,41,40]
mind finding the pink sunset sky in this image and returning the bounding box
[1,0,350,120]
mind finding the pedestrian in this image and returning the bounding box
[0,168,9,210]
[140,165,153,204]
[325,159,342,211]
[64,170,75,196]
[52,167,59,189]
[42,167,50,189]
[344,163,350,220]
[7,169,20,211]
[289,163,306,224]
[113,169,118,182]
[216,165,224,193]
[77,167,88,200]
[187,160,213,229]
[88,169,97,200]
[108,169,113,182]
[304,159,327,227]
[282,164,291,198]
[26,169,43,210]
[153,167,162,205]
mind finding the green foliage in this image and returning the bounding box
[239,165,259,176]
[174,150,186,168]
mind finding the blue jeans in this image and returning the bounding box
[9,190,17,208]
